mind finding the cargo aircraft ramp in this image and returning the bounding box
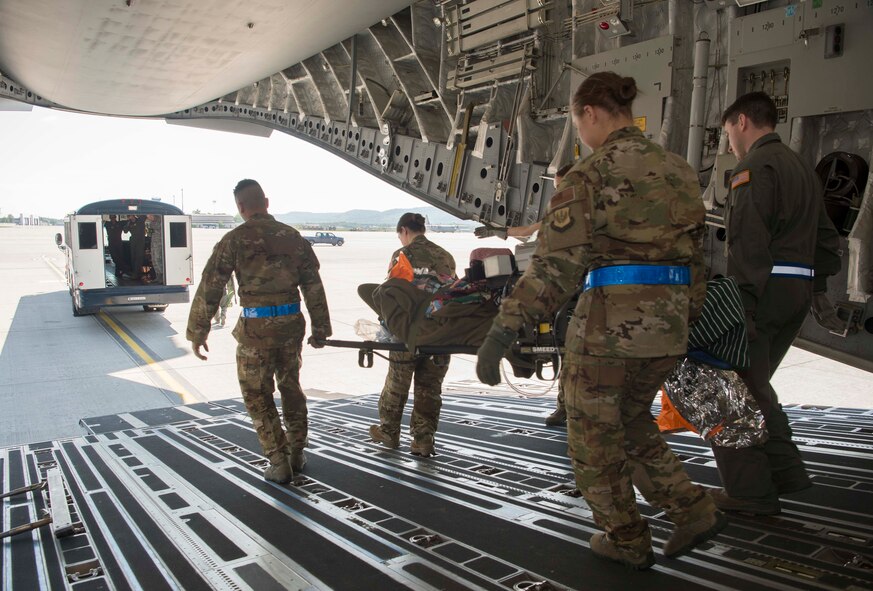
[2,392,872,590]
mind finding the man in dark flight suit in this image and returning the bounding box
[712,92,841,515]
[104,215,128,277]
[124,215,147,280]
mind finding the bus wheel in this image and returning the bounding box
[143,304,168,312]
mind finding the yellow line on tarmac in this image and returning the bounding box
[99,312,197,404]
[43,256,66,282]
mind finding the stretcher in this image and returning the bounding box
[324,338,565,380]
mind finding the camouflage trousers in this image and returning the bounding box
[237,338,307,461]
[563,352,715,550]
[378,351,449,440]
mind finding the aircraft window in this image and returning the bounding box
[436,162,443,176]
[486,136,493,148]
[414,159,419,168]
[480,168,487,179]
[78,222,98,250]
[169,222,187,248]
[369,142,373,150]
[498,205,505,216]
[394,146,401,156]
[532,182,540,194]
[404,155,409,163]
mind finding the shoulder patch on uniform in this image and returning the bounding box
[548,186,576,211]
[730,169,750,189]
[550,206,574,232]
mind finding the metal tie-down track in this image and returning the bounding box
[2,392,872,590]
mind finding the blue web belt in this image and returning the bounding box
[770,262,814,280]
[583,265,690,291]
[241,303,301,318]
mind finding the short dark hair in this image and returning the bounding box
[556,163,573,178]
[233,179,266,209]
[721,92,777,129]
[396,212,426,233]
[572,72,637,119]
[234,179,261,195]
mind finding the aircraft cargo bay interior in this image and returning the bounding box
[1,0,872,590]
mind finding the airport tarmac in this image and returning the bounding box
[1,224,871,447]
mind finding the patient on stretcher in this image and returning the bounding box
[357,248,512,350]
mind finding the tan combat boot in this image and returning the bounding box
[544,406,566,426]
[263,453,293,484]
[369,425,399,449]
[410,434,435,457]
[290,449,306,472]
[589,533,655,571]
[663,510,728,558]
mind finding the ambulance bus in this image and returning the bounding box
[55,199,193,316]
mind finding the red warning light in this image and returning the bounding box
[78,282,84,287]
[598,21,610,30]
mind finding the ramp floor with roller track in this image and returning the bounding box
[2,389,872,590]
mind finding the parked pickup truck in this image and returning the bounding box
[304,231,345,246]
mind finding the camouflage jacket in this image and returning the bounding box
[725,132,840,312]
[494,126,706,358]
[389,234,457,292]
[186,213,331,348]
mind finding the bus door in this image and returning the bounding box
[69,215,105,290]
[163,215,193,286]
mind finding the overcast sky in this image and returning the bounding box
[0,106,423,219]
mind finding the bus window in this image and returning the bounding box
[78,222,98,249]
[169,222,187,248]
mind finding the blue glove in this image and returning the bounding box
[476,324,517,385]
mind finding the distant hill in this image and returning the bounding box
[275,206,476,230]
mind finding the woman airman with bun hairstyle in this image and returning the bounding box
[368,212,457,457]
[477,71,726,570]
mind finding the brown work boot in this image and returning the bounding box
[290,449,306,472]
[709,488,781,516]
[410,434,435,457]
[663,511,728,558]
[544,406,566,426]
[589,533,655,571]
[263,454,293,484]
[369,425,399,449]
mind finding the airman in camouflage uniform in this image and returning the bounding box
[477,72,725,570]
[187,179,331,484]
[369,213,457,457]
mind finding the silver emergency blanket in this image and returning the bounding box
[662,357,767,449]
